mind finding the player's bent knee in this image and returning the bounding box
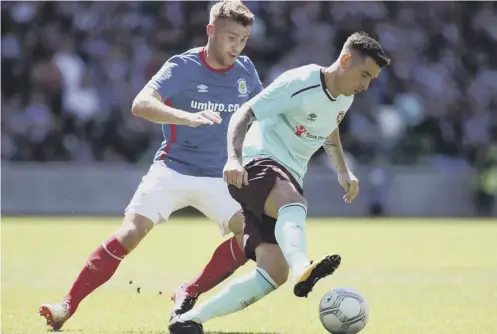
[227,210,243,235]
[114,213,154,252]
[255,243,289,286]
[264,178,307,219]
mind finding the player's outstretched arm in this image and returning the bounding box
[323,129,359,203]
[131,87,221,127]
[132,87,192,125]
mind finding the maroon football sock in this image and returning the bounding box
[183,236,247,296]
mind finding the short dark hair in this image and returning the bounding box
[344,31,391,68]
[210,1,255,27]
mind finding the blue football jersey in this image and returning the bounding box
[146,47,263,177]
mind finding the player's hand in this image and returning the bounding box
[223,158,248,189]
[337,170,359,204]
[186,110,222,127]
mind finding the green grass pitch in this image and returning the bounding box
[1,217,496,334]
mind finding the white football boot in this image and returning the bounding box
[39,301,72,331]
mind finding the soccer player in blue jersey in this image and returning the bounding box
[39,2,263,330]
[169,31,390,334]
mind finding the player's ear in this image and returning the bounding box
[207,24,215,37]
[339,53,352,69]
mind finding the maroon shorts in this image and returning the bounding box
[228,158,303,261]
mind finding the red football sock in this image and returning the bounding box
[65,237,129,312]
[183,236,247,296]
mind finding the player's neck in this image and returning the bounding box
[203,45,229,71]
[323,65,341,98]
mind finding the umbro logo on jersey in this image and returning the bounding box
[197,84,208,93]
[307,113,317,121]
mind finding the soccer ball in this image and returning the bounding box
[319,287,369,334]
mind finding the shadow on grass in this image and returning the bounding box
[206,332,283,334]
[116,332,282,334]
[122,332,282,334]
[53,330,282,334]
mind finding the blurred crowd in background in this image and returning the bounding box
[2,1,497,213]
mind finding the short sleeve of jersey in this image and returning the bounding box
[146,56,188,101]
[248,60,263,99]
[248,71,303,121]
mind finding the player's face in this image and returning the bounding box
[339,54,381,96]
[208,19,250,67]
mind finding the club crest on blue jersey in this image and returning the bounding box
[238,78,248,97]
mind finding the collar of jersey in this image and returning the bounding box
[320,69,337,102]
[200,48,235,73]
